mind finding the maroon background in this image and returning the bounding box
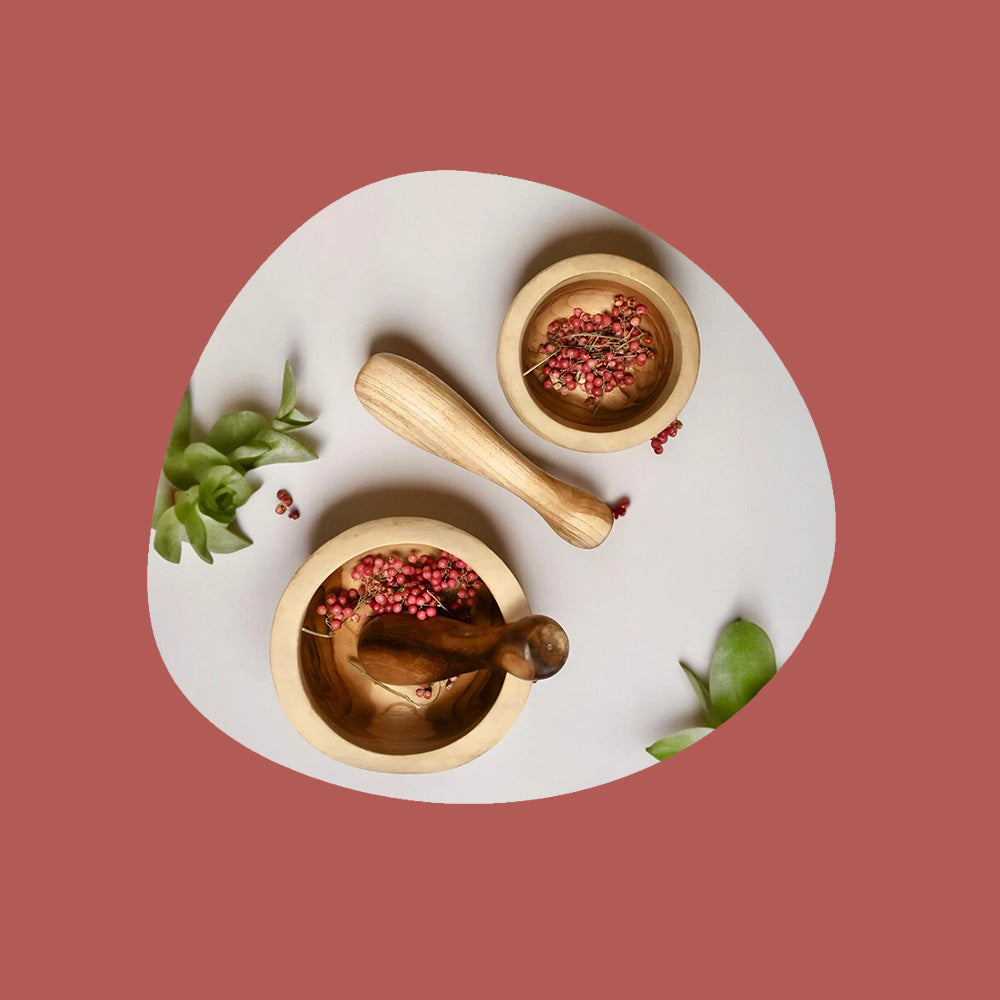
[6,2,993,996]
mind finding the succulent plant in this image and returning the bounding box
[151,362,316,564]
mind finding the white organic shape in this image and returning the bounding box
[147,171,835,803]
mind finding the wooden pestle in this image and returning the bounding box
[354,354,613,549]
[356,613,569,686]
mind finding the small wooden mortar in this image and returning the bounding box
[497,253,700,453]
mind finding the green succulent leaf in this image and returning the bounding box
[273,409,316,431]
[153,506,184,563]
[206,411,270,456]
[680,661,721,728]
[204,519,252,554]
[228,443,269,465]
[247,428,317,467]
[197,465,255,523]
[162,387,197,489]
[152,474,174,529]
[183,442,236,481]
[275,362,315,428]
[708,618,777,722]
[170,386,192,445]
[176,487,212,564]
[278,361,298,417]
[646,728,715,761]
[170,385,191,445]
[163,452,196,490]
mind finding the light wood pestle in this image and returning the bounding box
[354,354,613,549]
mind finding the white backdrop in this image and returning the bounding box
[146,171,835,803]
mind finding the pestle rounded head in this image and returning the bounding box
[525,617,569,678]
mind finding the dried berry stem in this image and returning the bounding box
[527,297,654,405]
[346,658,425,707]
[521,354,553,377]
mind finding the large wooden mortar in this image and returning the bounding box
[269,517,534,773]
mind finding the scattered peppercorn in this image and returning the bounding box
[611,497,631,520]
[651,419,683,454]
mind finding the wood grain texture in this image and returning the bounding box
[357,614,569,685]
[269,517,533,773]
[497,253,700,453]
[354,353,613,549]
[298,565,506,757]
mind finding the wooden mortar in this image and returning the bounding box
[270,517,535,773]
[497,253,700,453]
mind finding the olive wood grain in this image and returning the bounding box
[355,354,613,549]
[270,517,533,773]
[357,613,569,686]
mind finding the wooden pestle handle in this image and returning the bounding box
[354,354,613,549]
[356,613,569,686]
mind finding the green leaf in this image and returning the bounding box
[153,506,184,563]
[275,363,315,428]
[152,474,174,529]
[708,618,777,722]
[170,386,192,446]
[206,411,270,455]
[646,728,715,761]
[680,661,721,728]
[273,408,316,430]
[163,448,196,489]
[183,442,235,481]
[228,443,269,465]
[162,387,197,489]
[278,360,297,419]
[246,428,316,467]
[205,519,252,554]
[197,465,255,523]
[176,488,212,564]
[152,489,252,561]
